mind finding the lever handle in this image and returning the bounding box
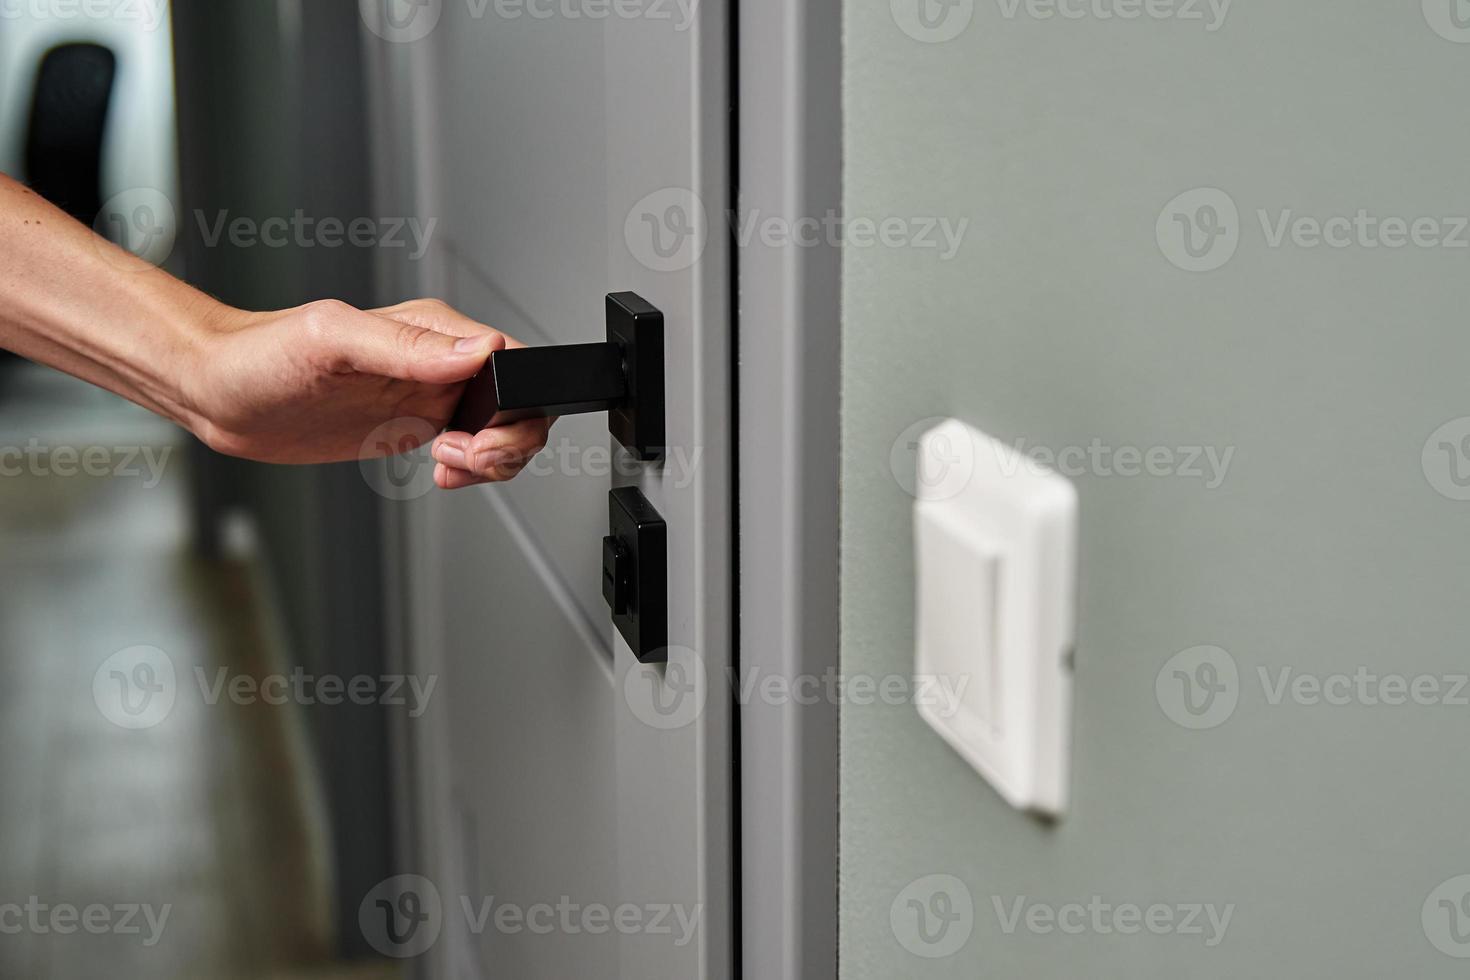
[449,292,665,460]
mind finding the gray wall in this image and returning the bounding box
[840,2,1470,977]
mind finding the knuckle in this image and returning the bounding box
[413,297,453,315]
[300,299,352,345]
[394,320,438,356]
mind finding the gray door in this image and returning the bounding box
[362,3,732,977]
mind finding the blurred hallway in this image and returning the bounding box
[0,365,396,980]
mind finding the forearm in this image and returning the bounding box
[0,174,220,430]
[0,174,546,481]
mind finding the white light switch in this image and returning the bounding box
[913,418,1078,817]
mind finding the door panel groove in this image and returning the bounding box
[443,238,561,349]
[477,486,616,676]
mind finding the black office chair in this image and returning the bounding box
[2,42,116,374]
[24,42,117,222]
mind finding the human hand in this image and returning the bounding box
[187,297,553,487]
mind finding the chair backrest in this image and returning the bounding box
[24,42,118,224]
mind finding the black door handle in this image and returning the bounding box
[449,292,665,460]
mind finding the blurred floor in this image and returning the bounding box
[0,365,396,980]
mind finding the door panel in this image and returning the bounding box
[373,3,732,978]
[444,251,620,645]
[437,493,621,974]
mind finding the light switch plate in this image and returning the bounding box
[913,418,1078,817]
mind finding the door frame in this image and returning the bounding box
[735,2,842,978]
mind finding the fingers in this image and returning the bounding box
[374,298,530,350]
[306,300,503,385]
[430,417,554,488]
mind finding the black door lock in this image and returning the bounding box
[450,292,665,460]
[603,487,667,663]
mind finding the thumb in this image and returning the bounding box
[325,309,502,384]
